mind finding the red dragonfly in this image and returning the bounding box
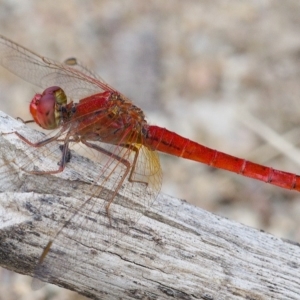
[0,35,299,286]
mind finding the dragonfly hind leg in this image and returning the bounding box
[121,144,149,186]
[81,140,140,225]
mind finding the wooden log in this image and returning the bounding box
[0,111,299,300]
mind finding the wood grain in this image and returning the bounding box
[0,112,299,300]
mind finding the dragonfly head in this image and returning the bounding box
[29,86,67,130]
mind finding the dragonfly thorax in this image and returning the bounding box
[69,92,148,145]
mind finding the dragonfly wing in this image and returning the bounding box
[0,35,163,286]
[0,110,162,283]
[0,35,114,100]
[0,121,161,286]
[64,57,104,81]
[30,142,162,285]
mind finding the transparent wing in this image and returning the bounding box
[0,35,115,101]
[0,114,162,286]
[31,141,162,286]
[0,35,162,286]
[63,57,104,81]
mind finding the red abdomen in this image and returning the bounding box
[144,125,300,191]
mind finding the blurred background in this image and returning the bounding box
[0,1,300,299]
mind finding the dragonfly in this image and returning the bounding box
[0,35,299,287]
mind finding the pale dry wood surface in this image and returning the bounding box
[0,112,299,300]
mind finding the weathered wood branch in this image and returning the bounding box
[0,111,299,300]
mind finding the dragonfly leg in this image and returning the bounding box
[81,140,132,225]
[13,131,62,147]
[8,130,71,175]
[24,141,70,175]
[121,144,148,186]
[16,117,34,124]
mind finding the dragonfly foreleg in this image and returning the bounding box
[16,117,35,124]
[10,131,70,175]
